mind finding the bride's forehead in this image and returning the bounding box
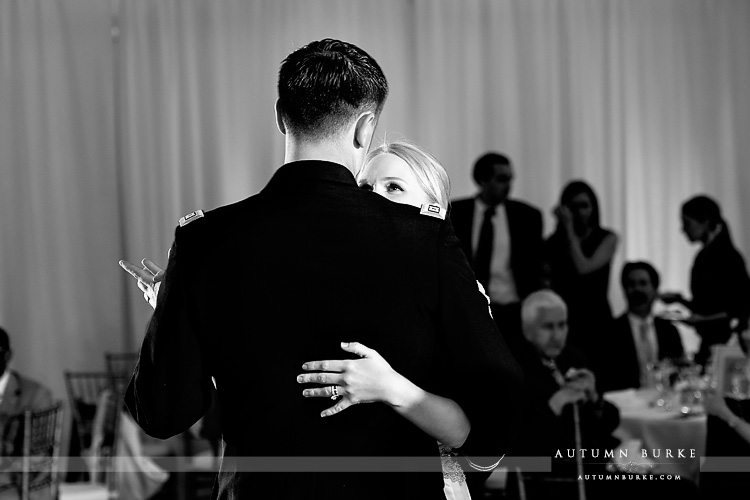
[364,153,409,175]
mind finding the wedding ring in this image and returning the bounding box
[330,386,339,400]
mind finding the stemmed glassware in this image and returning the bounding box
[729,358,750,400]
[649,359,677,410]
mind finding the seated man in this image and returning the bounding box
[0,326,54,499]
[509,290,620,498]
[598,261,685,392]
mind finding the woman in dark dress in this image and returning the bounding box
[661,195,750,367]
[545,181,618,361]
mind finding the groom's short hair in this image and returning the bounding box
[277,38,388,141]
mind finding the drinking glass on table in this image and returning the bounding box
[729,359,750,400]
[675,362,705,415]
[650,360,677,409]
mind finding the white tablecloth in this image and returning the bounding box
[604,388,706,482]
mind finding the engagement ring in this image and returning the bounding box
[330,386,340,400]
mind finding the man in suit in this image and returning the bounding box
[0,327,54,497]
[597,261,685,393]
[121,39,523,500]
[451,153,544,348]
[508,290,620,500]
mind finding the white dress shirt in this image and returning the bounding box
[470,198,519,305]
[0,368,10,404]
[628,313,659,387]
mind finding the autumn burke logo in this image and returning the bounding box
[554,448,697,459]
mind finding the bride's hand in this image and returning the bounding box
[297,342,406,417]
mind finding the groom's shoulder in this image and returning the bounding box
[376,199,447,239]
[173,196,261,243]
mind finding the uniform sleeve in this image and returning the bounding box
[124,228,213,439]
[435,218,525,466]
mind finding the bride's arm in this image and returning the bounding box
[298,341,470,448]
[385,369,470,448]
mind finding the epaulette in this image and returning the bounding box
[419,203,445,220]
[179,210,204,227]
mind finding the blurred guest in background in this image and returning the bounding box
[700,349,750,499]
[0,326,54,499]
[509,290,619,499]
[451,152,544,349]
[0,326,54,455]
[661,194,750,367]
[598,261,684,392]
[545,180,618,362]
[703,388,750,444]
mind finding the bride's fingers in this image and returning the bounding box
[321,399,352,418]
[301,384,344,399]
[297,372,344,386]
[300,360,346,372]
[340,341,375,358]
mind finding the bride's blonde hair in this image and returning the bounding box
[363,140,451,210]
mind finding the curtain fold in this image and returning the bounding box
[1,0,749,394]
[0,0,120,398]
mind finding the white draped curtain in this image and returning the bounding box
[2,0,749,399]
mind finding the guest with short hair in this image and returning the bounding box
[451,152,545,350]
[597,261,685,392]
[0,326,54,500]
[509,290,619,499]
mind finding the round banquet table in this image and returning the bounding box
[604,388,706,483]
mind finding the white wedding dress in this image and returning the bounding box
[440,443,472,500]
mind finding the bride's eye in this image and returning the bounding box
[359,183,373,192]
[385,182,404,193]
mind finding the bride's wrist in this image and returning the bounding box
[386,373,424,410]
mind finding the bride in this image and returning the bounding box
[297,140,480,500]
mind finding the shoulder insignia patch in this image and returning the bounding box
[419,203,445,220]
[179,210,204,227]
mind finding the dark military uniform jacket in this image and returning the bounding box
[125,160,523,500]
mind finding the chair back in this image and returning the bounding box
[104,353,138,398]
[22,402,65,500]
[0,402,67,500]
[63,372,122,493]
[104,352,138,379]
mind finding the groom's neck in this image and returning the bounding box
[284,137,358,177]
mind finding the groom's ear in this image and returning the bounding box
[274,99,287,135]
[353,111,376,150]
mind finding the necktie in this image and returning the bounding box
[474,206,495,290]
[640,320,655,367]
[639,320,656,387]
[543,359,567,387]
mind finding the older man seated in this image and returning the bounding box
[507,290,620,498]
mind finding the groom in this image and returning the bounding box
[122,39,523,499]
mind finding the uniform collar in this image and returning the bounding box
[264,160,357,192]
